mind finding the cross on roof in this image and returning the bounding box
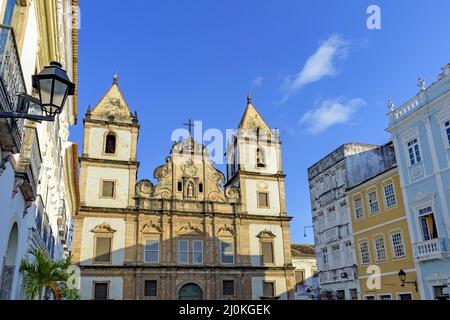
[183,118,195,136]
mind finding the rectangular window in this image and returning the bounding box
[384,184,397,208]
[407,138,422,165]
[368,191,379,214]
[94,237,111,263]
[445,120,450,147]
[350,289,358,300]
[223,280,234,296]
[364,295,375,300]
[263,281,275,297]
[101,181,115,198]
[433,285,450,300]
[359,241,370,264]
[258,192,269,208]
[354,198,363,219]
[295,270,305,286]
[374,237,387,261]
[93,282,108,300]
[178,239,189,264]
[144,239,160,263]
[398,293,413,300]
[336,290,345,300]
[418,206,438,241]
[391,232,405,258]
[144,280,157,297]
[220,241,235,264]
[261,241,274,264]
[192,240,203,264]
[378,294,392,300]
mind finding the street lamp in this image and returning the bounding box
[398,269,418,292]
[0,61,75,121]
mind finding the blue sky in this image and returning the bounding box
[72,0,450,244]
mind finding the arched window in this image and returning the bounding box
[105,133,116,154]
[256,147,265,168]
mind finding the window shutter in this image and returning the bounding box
[95,237,112,262]
[261,242,274,264]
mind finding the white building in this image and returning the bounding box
[291,244,318,300]
[0,0,79,299]
[307,143,397,299]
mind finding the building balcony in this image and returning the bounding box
[413,238,447,262]
[0,24,26,152]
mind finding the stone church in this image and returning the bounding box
[72,75,295,300]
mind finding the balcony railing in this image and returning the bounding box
[413,238,446,261]
[0,24,26,150]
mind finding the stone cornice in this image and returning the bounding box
[78,264,296,272]
[79,157,139,167]
[78,205,293,222]
[224,170,286,187]
[83,117,140,129]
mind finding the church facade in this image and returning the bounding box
[71,76,295,300]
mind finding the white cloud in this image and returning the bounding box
[280,34,350,103]
[299,97,366,134]
[251,76,264,87]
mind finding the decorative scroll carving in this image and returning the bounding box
[136,179,154,198]
[90,222,116,234]
[257,229,276,239]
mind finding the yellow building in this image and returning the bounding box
[349,166,420,300]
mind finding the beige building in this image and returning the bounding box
[291,244,317,300]
[72,80,295,300]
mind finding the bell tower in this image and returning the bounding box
[225,94,286,216]
[79,74,139,208]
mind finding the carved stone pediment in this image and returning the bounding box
[257,229,276,239]
[90,222,116,234]
[177,222,204,235]
[145,137,240,203]
[141,221,162,234]
[217,224,236,237]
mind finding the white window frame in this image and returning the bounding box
[220,240,235,264]
[144,239,160,263]
[390,230,406,259]
[354,197,364,220]
[377,293,392,300]
[192,240,204,264]
[358,240,371,265]
[178,239,189,264]
[373,235,387,262]
[396,292,413,300]
[383,183,397,209]
[406,138,422,166]
[444,120,450,148]
[363,295,375,300]
[367,190,380,214]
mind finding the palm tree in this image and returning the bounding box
[19,247,74,300]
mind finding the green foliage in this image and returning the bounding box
[19,247,76,300]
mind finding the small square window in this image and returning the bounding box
[101,181,115,198]
[93,282,108,300]
[223,280,234,296]
[144,280,157,297]
[263,281,275,297]
[258,192,269,208]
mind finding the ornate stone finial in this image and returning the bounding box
[247,92,252,104]
[387,99,395,112]
[86,104,91,114]
[417,77,425,91]
[113,73,119,85]
[134,110,138,119]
